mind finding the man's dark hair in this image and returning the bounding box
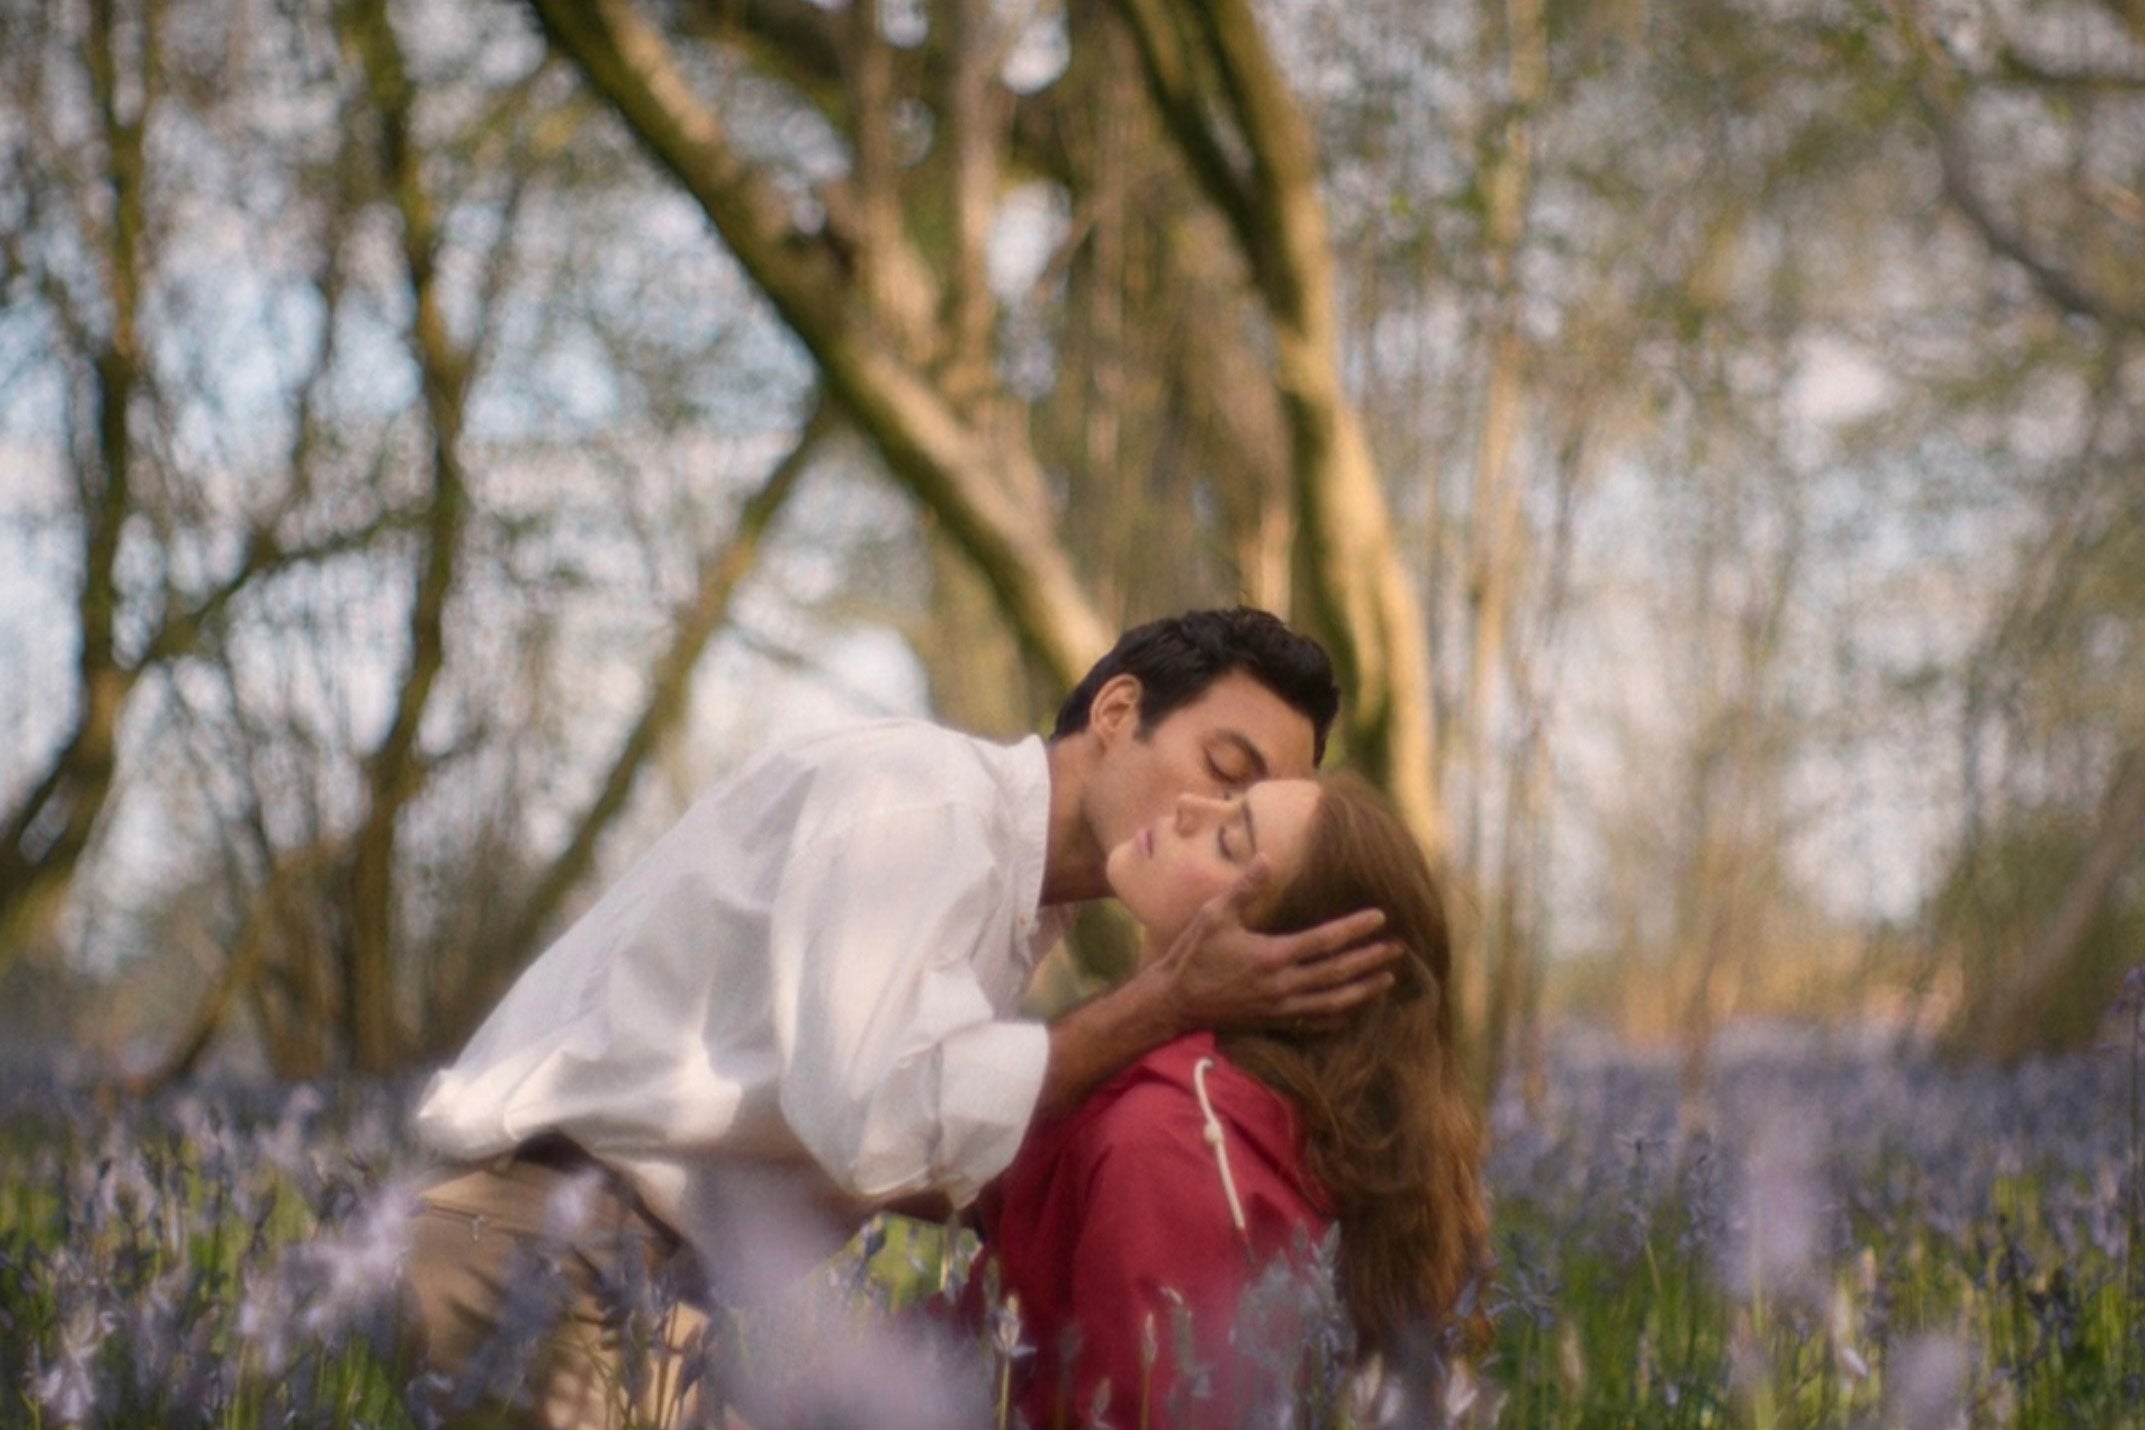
[1051,608,1341,763]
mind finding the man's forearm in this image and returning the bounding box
[1033,878,1394,1126]
[1036,965,1189,1122]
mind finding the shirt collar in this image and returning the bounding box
[1006,734,1068,963]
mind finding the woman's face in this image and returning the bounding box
[1105,778,1323,952]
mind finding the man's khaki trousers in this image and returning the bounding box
[399,1153,711,1428]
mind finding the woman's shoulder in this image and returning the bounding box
[1122,1034,1297,1122]
[1085,1033,1234,1120]
[1022,1034,1217,1165]
[1075,1035,1331,1249]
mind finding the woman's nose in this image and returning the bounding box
[1174,792,1221,830]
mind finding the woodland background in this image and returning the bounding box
[1,0,2140,1103]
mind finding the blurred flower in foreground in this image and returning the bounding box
[33,1300,112,1427]
[1725,1105,1824,1305]
[294,1175,419,1339]
[1886,1332,1969,1430]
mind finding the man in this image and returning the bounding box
[400,608,1396,1422]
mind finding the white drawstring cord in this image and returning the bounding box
[1192,1056,1251,1253]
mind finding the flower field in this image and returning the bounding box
[4,1007,2139,1428]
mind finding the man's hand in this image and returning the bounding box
[1036,864,1397,1122]
[1144,855,1397,1036]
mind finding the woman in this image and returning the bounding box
[975,772,1490,1428]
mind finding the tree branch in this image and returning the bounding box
[1110,0,1440,848]
[1934,120,2145,330]
[526,0,1110,683]
[1990,45,2145,94]
[0,0,160,968]
[338,0,478,1069]
[529,0,851,334]
[1894,2,2145,332]
[1982,749,2145,1062]
[1108,0,1262,267]
[432,401,828,1049]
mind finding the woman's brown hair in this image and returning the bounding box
[1221,772,1490,1359]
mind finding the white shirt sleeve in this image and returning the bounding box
[768,795,1051,1207]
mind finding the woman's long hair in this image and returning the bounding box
[1221,773,1490,1358]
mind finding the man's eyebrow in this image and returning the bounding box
[1214,732,1269,780]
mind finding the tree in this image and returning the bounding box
[0,0,407,975]
[1884,0,2145,1052]
[10,0,2137,1079]
[517,0,1441,840]
[1,0,831,1074]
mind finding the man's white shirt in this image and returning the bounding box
[413,720,1065,1261]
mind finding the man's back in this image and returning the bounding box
[413,718,1062,1247]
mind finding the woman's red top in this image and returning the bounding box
[973,1031,1331,1428]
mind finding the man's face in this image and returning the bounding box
[1085,669,1319,861]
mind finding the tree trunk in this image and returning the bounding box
[526,0,1113,686]
[1976,751,2145,1062]
[1462,0,1548,1068]
[0,0,156,970]
[1111,0,1439,848]
[426,407,824,1053]
[339,0,476,1071]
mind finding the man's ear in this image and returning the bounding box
[1089,673,1144,745]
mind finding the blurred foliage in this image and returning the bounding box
[1935,807,2145,1054]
